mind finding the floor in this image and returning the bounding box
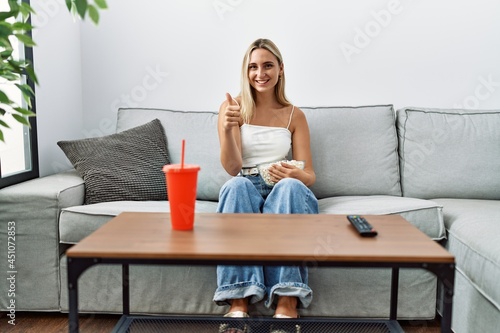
[1,311,441,332]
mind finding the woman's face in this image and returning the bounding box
[247,48,283,94]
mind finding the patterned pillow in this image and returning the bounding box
[57,119,170,204]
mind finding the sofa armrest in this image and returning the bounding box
[0,170,84,311]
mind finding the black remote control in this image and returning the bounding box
[347,215,378,237]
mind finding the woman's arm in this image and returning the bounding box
[217,93,243,176]
[268,107,316,187]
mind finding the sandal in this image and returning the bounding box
[270,314,301,333]
[219,311,250,333]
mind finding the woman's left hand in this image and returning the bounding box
[268,162,301,183]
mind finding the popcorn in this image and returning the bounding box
[257,160,305,186]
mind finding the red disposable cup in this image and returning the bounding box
[162,164,200,230]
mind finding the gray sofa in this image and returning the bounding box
[1,105,499,332]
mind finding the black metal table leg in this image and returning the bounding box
[390,267,400,320]
[424,263,455,333]
[68,265,79,333]
[123,264,130,315]
[439,264,455,333]
[67,258,99,333]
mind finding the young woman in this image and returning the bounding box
[214,38,319,331]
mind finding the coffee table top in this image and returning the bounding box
[67,213,453,265]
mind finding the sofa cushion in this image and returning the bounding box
[434,199,500,314]
[397,108,500,199]
[302,106,401,199]
[0,170,84,311]
[115,106,402,200]
[116,108,231,201]
[318,195,445,240]
[59,200,219,244]
[57,119,169,204]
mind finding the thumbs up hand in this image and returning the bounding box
[222,92,241,131]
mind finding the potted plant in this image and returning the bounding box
[0,0,107,142]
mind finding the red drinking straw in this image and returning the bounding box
[181,139,185,169]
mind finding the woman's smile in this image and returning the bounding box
[248,48,282,92]
[255,79,270,85]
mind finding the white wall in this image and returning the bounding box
[34,0,500,176]
[31,0,83,176]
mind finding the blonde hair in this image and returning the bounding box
[239,38,291,123]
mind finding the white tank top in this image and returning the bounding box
[240,106,295,167]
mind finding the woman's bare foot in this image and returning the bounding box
[227,298,249,315]
[220,299,250,333]
[274,296,298,318]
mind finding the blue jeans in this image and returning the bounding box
[213,175,319,309]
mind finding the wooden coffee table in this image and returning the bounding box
[67,213,455,333]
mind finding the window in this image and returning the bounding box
[0,0,38,189]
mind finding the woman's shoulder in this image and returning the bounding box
[290,105,305,119]
[288,106,308,131]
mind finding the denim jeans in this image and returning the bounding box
[213,175,319,309]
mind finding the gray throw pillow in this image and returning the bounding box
[57,119,169,204]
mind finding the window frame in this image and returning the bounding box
[0,0,39,189]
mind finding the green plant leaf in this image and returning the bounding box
[12,113,30,127]
[19,2,35,18]
[15,33,36,47]
[12,22,33,32]
[94,0,108,9]
[88,4,99,24]
[0,90,12,104]
[0,36,13,49]
[15,83,34,96]
[0,128,4,142]
[15,83,34,107]
[65,0,72,12]
[75,0,88,19]
[7,58,22,70]
[0,11,16,21]
[8,0,20,13]
[25,63,38,85]
[14,107,35,117]
[0,22,14,37]
[0,48,13,59]
[0,118,9,129]
[0,71,18,81]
